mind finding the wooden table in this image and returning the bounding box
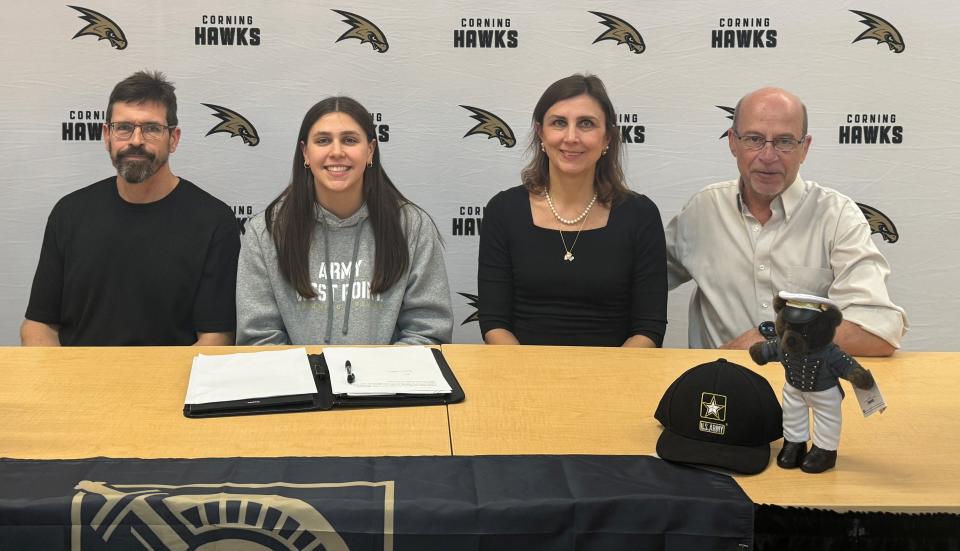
[442,344,960,513]
[0,346,452,459]
[2,345,956,513]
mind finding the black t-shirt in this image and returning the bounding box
[25,177,240,345]
[478,185,667,346]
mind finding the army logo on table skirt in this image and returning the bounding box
[332,10,388,53]
[69,5,127,50]
[71,479,395,550]
[203,104,260,146]
[589,11,644,54]
[857,203,899,244]
[460,106,515,148]
[850,10,905,53]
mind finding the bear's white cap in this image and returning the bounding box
[778,291,839,312]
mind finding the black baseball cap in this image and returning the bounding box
[655,358,783,475]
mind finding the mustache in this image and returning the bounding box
[117,146,155,162]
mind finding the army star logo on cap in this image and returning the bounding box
[701,392,726,421]
[699,392,727,435]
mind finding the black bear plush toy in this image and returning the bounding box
[749,291,876,473]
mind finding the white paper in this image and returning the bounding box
[323,346,452,396]
[184,348,317,405]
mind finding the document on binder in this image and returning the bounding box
[184,347,318,405]
[323,346,453,396]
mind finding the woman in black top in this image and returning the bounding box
[478,74,667,347]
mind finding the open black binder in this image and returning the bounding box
[183,348,465,418]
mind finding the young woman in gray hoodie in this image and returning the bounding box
[236,97,453,345]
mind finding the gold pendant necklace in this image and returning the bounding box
[559,209,589,262]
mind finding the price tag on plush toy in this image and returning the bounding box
[853,373,886,417]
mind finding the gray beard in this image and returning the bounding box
[116,159,155,184]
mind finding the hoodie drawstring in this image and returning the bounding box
[321,215,365,344]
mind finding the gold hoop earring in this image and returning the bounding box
[367,160,373,168]
[304,161,309,168]
[602,145,609,156]
[540,142,545,152]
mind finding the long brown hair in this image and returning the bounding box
[266,96,414,297]
[521,74,628,206]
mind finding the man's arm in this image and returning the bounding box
[664,212,692,291]
[834,320,894,357]
[194,331,234,346]
[720,327,765,350]
[21,319,61,346]
[826,201,907,352]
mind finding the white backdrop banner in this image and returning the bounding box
[0,1,955,350]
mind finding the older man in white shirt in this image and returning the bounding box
[666,87,907,356]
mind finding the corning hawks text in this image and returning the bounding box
[839,113,903,144]
[370,112,389,142]
[712,17,777,48]
[452,206,484,236]
[454,18,518,48]
[233,205,253,235]
[618,113,645,144]
[195,14,261,46]
[62,110,106,141]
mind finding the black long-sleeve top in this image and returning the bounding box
[478,185,667,346]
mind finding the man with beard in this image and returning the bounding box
[665,87,906,356]
[21,71,240,345]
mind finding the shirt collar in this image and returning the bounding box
[736,174,807,222]
[779,174,807,222]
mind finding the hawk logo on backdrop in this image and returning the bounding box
[460,106,515,148]
[711,17,777,48]
[203,104,260,146]
[62,109,107,141]
[72,479,394,550]
[458,292,480,325]
[589,11,645,54]
[857,203,899,243]
[332,10,388,53]
[839,112,902,144]
[717,105,735,139]
[699,392,727,435]
[69,5,127,50]
[850,10,905,53]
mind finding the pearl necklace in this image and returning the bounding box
[544,190,598,225]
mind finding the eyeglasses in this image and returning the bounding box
[732,130,806,153]
[108,122,174,140]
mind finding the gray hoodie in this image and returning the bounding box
[236,202,453,345]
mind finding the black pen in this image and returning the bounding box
[345,360,355,384]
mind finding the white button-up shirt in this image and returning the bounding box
[666,175,908,349]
